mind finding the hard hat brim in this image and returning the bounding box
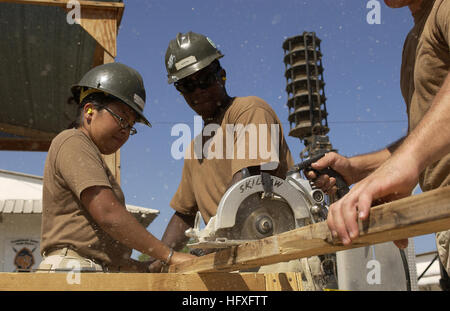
[167,53,223,84]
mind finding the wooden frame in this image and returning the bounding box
[0,123,54,151]
[1,187,448,291]
[0,0,123,181]
[0,0,124,59]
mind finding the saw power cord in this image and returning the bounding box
[399,248,412,291]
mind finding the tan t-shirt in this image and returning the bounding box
[170,96,294,223]
[401,0,450,191]
[40,129,132,266]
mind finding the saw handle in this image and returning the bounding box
[313,167,349,200]
[295,152,328,171]
[293,152,350,200]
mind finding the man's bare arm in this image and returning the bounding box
[328,73,450,245]
[161,211,196,251]
[393,73,450,174]
[307,136,405,194]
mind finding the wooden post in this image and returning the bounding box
[79,3,123,183]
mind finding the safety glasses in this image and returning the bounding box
[103,106,137,136]
[174,70,218,94]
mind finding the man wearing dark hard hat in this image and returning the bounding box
[150,32,328,289]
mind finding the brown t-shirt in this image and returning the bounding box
[401,0,450,191]
[40,129,132,266]
[170,96,294,223]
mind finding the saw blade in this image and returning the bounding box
[227,192,295,241]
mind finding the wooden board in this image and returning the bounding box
[2,1,124,57]
[0,0,124,10]
[264,272,303,291]
[0,138,51,151]
[0,272,272,291]
[79,8,118,58]
[169,186,450,273]
[0,0,123,152]
[0,123,56,140]
[0,123,55,151]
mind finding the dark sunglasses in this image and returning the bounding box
[174,71,219,94]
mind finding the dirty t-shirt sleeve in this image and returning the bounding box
[436,0,450,48]
[170,159,198,215]
[55,135,112,200]
[230,107,282,177]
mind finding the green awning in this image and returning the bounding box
[0,0,123,150]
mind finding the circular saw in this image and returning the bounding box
[186,170,329,249]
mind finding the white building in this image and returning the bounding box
[0,169,159,272]
[416,251,442,291]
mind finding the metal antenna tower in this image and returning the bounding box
[282,32,335,159]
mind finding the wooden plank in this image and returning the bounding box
[116,4,124,28]
[0,123,54,151]
[0,272,266,291]
[96,45,120,183]
[103,49,115,64]
[0,1,122,152]
[264,272,302,291]
[92,42,106,67]
[2,1,124,57]
[294,272,305,291]
[0,123,55,140]
[79,8,118,57]
[169,186,450,273]
[0,138,51,151]
[0,0,125,10]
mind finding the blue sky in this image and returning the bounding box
[0,0,437,254]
